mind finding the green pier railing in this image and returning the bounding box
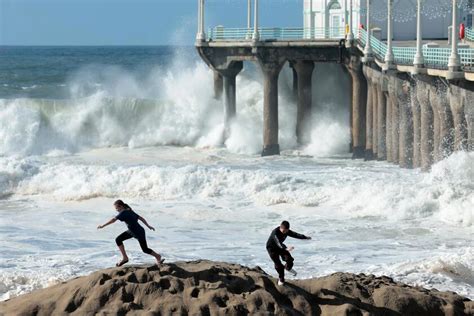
[358,29,474,70]
[205,26,473,70]
[207,27,346,41]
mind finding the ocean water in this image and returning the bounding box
[0,46,472,301]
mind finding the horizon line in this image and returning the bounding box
[0,44,195,47]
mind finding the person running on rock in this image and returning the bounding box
[266,220,311,286]
[98,200,163,267]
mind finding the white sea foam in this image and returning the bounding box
[21,85,38,90]
[304,121,350,157]
[366,248,474,296]
[0,150,472,228]
[424,151,474,226]
[0,62,223,155]
[0,256,87,300]
[0,60,352,158]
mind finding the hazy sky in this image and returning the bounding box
[0,0,303,45]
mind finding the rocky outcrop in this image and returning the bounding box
[1,260,472,315]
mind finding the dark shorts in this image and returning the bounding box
[127,226,146,240]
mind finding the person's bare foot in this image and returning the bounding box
[156,256,165,266]
[116,258,129,267]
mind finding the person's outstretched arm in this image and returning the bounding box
[288,230,311,240]
[97,218,117,229]
[138,216,155,231]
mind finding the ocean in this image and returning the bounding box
[0,46,472,301]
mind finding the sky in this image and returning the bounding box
[0,0,303,45]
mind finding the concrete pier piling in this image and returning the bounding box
[294,60,315,145]
[465,89,474,152]
[438,98,455,159]
[223,73,237,128]
[341,65,354,154]
[430,81,454,161]
[411,83,422,169]
[372,81,379,157]
[213,71,223,100]
[290,63,298,102]
[360,65,471,170]
[348,57,367,159]
[376,80,387,160]
[388,77,400,164]
[386,90,393,163]
[364,68,375,160]
[219,62,243,131]
[398,81,414,168]
[259,59,285,156]
[449,85,469,152]
[429,85,441,162]
[417,80,434,171]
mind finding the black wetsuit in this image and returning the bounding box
[115,209,152,254]
[266,227,309,281]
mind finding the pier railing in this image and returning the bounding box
[203,24,474,71]
[358,29,474,70]
[207,27,346,41]
[466,27,474,42]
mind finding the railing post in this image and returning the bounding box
[413,0,424,73]
[384,0,395,71]
[362,0,374,62]
[252,0,260,42]
[347,0,354,43]
[448,0,462,79]
[196,0,206,42]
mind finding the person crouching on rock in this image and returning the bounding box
[97,200,163,267]
[266,220,311,286]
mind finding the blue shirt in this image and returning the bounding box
[115,209,146,240]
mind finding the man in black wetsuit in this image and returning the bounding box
[266,220,311,286]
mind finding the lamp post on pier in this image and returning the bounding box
[347,0,354,46]
[196,0,206,42]
[362,0,374,62]
[309,0,314,39]
[383,0,395,71]
[413,0,424,73]
[247,0,252,29]
[253,0,260,42]
[447,0,463,79]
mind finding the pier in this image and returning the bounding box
[196,0,473,169]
